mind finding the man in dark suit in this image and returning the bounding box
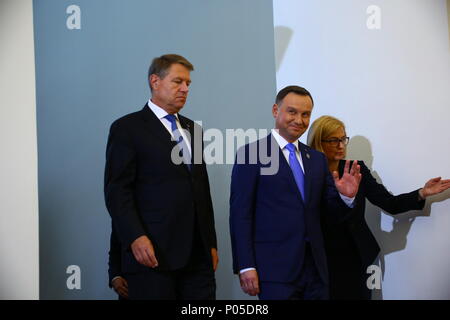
[230,85,362,300]
[104,54,218,299]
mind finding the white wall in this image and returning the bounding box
[274,0,450,299]
[0,0,39,299]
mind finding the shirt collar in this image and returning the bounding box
[147,99,179,121]
[271,129,299,151]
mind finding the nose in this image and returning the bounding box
[295,114,306,126]
[180,82,189,93]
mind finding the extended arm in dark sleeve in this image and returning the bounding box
[361,161,425,214]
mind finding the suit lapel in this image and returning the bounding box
[139,104,190,176]
[298,143,312,206]
[178,115,195,174]
[178,116,193,154]
[140,104,174,147]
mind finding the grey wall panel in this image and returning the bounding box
[34,0,276,299]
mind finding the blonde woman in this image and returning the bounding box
[307,115,450,299]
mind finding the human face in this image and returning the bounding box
[150,63,191,114]
[272,93,313,142]
[321,127,347,162]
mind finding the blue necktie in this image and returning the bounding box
[285,143,305,201]
[164,114,191,170]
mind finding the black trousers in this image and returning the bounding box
[125,227,216,300]
[328,257,372,300]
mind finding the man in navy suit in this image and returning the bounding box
[230,86,362,300]
[105,54,218,299]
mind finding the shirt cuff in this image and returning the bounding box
[111,276,123,284]
[418,189,426,201]
[339,193,355,208]
[239,267,256,274]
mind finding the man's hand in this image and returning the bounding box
[211,248,219,272]
[239,269,260,296]
[420,177,450,199]
[333,160,362,198]
[131,235,158,268]
[112,277,128,298]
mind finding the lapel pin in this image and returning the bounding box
[306,153,310,159]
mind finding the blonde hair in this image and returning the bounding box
[307,115,346,153]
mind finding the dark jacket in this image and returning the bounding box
[230,135,351,285]
[321,160,425,299]
[104,105,217,274]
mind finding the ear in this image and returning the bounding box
[149,74,159,91]
[272,104,279,118]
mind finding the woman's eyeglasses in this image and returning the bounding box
[321,137,349,147]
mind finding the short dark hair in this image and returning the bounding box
[147,54,194,80]
[275,85,314,106]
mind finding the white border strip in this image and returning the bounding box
[0,0,39,300]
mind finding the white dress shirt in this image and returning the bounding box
[147,99,192,155]
[271,129,305,173]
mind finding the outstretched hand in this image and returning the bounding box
[332,160,362,198]
[420,177,450,198]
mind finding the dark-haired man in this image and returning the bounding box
[105,54,218,299]
[230,86,361,300]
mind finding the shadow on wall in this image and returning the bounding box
[346,135,450,300]
[274,26,293,73]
